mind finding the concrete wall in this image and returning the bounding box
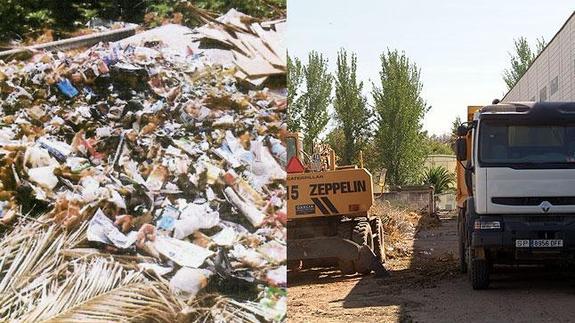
[379,186,435,215]
[504,12,575,102]
[436,193,456,211]
[424,154,456,174]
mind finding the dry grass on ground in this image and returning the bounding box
[369,199,440,259]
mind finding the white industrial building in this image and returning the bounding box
[503,11,575,102]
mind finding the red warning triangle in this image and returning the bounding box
[286,156,305,173]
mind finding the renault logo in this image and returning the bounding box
[539,201,552,213]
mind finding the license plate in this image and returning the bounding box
[515,239,563,248]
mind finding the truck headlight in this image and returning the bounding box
[474,220,501,230]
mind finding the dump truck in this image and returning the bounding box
[455,101,575,289]
[285,132,387,275]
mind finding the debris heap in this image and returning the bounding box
[192,9,286,87]
[0,9,286,322]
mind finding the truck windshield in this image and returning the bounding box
[479,121,575,167]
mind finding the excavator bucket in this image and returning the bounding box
[358,244,389,277]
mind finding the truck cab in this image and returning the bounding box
[456,102,575,289]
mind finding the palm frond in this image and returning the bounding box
[186,294,276,323]
[20,258,182,323]
[0,216,183,322]
[420,165,455,194]
[0,221,67,318]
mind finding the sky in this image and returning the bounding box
[287,0,574,136]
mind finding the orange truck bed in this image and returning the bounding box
[456,105,481,208]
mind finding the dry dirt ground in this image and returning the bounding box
[288,213,575,322]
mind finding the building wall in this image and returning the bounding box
[503,12,575,102]
[424,154,456,174]
[437,193,456,211]
[379,186,435,215]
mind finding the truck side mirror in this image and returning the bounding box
[455,138,467,161]
[456,124,468,137]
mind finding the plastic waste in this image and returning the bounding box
[87,209,138,249]
[154,235,213,268]
[169,267,213,299]
[56,78,79,98]
[265,266,286,287]
[211,227,237,246]
[27,165,58,190]
[224,186,266,227]
[172,203,219,239]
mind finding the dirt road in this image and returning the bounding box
[288,214,575,322]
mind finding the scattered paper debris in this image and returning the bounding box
[0,7,286,323]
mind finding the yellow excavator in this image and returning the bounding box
[286,132,387,275]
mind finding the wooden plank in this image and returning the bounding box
[233,50,283,77]
[250,23,286,66]
[237,31,284,68]
[234,69,268,87]
[261,18,286,29]
[195,23,254,57]
[0,25,137,59]
[217,9,253,33]
[195,24,234,47]
[225,34,254,57]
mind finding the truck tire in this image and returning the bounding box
[337,221,355,275]
[457,208,467,273]
[470,259,489,290]
[352,220,373,274]
[371,217,386,263]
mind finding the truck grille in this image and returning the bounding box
[492,197,575,206]
[523,216,563,222]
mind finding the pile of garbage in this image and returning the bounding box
[0,9,286,322]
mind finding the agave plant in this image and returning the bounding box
[420,165,455,195]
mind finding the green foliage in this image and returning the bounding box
[193,0,285,19]
[425,135,453,155]
[324,127,344,161]
[0,0,286,42]
[420,165,455,194]
[451,116,462,140]
[362,139,382,174]
[287,55,304,132]
[298,51,333,154]
[145,3,174,27]
[503,36,546,90]
[0,0,37,40]
[372,49,428,186]
[25,9,54,28]
[333,49,371,165]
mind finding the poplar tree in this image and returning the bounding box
[372,49,428,185]
[503,36,546,90]
[333,49,371,165]
[287,55,304,131]
[299,51,332,153]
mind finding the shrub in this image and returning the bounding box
[420,165,455,194]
